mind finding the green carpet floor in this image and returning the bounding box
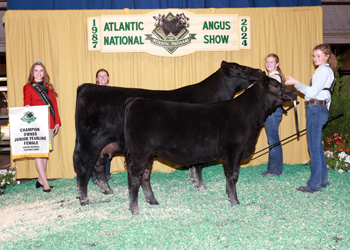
[1,164,349,249]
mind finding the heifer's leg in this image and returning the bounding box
[93,154,113,195]
[188,165,195,181]
[94,142,121,195]
[127,159,146,215]
[141,155,159,205]
[73,142,99,205]
[188,164,206,191]
[222,153,242,206]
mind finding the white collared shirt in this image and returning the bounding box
[269,71,281,83]
[295,63,334,109]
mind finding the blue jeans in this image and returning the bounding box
[305,104,329,192]
[264,107,283,175]
[91,157,111,181]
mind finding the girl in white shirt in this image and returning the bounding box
[285,44,337,193]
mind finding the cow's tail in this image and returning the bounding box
[124,149,131,171]
[74,84,91,139]
[74,85,85,144]
[123,97,141,170]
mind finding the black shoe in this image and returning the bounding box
[36,181,53,189]
[36,181,43,188]
[296,186,312,193]
[43,188,51,193]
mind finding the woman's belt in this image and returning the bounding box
[305,99,327,107]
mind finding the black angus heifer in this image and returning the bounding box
[73,61,264,205]
[124,75,297,215]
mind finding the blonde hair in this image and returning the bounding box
[95,68,109,85]
[27,60,58,97]
[313,44,338,76]
[265,53,286,83]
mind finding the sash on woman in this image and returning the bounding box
[30,82,55,150]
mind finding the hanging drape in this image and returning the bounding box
[3,7,323,179]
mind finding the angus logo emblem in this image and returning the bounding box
[145,12,196,54]
[21,111,36,124]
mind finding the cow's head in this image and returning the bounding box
[153,14,164,27]
[258,75,298,106]
[221,61,266,92]
[221,61,265,81]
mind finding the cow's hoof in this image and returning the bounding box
[129,207,139,215]
[229,199,240,206]
[196,184,207,191]
[102,189,114,195]
[80,199,90,206]
[146,199,159,205]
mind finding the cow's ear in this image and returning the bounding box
[265,76,274,90]
[221,61,230,76]
[259,75,270,91]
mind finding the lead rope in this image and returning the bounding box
[292,85,300,138]
[252,111,343,156]
[279,73,299,138]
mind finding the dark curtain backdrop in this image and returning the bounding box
[8,0,321,10]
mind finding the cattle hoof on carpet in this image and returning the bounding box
[196,184,207,191]
[79,199,90,206]
[129,207,139,215]
[102,189,114,195]
[229,199,240,206]
[146,199,159,205]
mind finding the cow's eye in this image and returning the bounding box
[270,82,278,87]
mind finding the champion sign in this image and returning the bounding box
[88,9,250,57]
[9,105,50,159]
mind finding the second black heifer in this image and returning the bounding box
[124,75,298,215]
